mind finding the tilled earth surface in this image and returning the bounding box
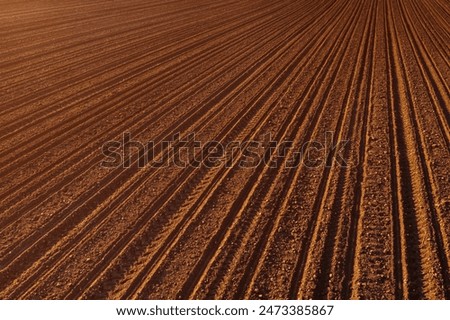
[0,0,449,299]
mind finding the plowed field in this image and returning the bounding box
[0,0,449,299]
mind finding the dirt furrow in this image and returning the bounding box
[0,0,197,63]
[295,0,377,299]
[0,1,245,92]
[0,0,295,223]
[382,0,445,298]
[125,0,362,296]
[0,0,309,245]
[186,0,365,300]
[74,0,344,300]
[0,1,276,136]
[1,0,448,300]
[0,0,322,298]
[0,0,248,96]
[393,0,449,297]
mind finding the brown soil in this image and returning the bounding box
[0,0,449,299]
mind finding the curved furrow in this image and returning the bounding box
[426,0,450,40]
[426,0,450,31]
